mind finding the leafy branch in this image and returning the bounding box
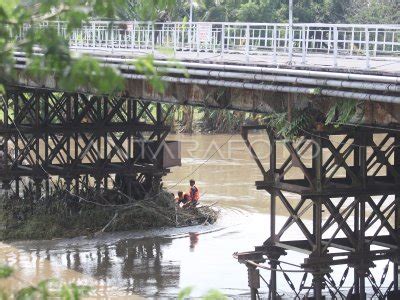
[0,265,91,299]
[264,109,314,141]
[325,99,363,127]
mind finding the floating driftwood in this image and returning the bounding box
[0,188,219,240]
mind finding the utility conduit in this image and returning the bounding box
[122,73,400,104]
[13,55,400,103]
[14,52,400,84]
[113,64,400,93]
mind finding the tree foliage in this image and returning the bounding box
[0,0,126,94]
[0,0,178,95]
[264,109,314,141]
[164,0,398,24]
[0,265,91,299]
[346,0,399,24]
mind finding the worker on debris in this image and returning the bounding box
[188,179,200,207]
[176,191,191,207]
[175,191,184,204]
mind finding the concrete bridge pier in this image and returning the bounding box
[0,85,181,202]
[237,125,400,298]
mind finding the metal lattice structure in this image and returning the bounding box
[0,85,180,199]
[237,125,400,299]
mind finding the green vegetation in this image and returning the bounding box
[264,109,314,140]
[0,266,227,300]
[124,0,399,24]
[0,265,91,300]
[178,287,227,300]
[264,99,364,140]
[325,99,363,127]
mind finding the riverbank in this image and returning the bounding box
[0,190,218,241]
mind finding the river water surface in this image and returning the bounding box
[0,134,392,298]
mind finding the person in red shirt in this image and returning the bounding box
[188,179,200,207]
[175,191,191,207]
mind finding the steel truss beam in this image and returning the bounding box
[238,125,400,300]
[0,85,179,200]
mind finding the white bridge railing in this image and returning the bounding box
[19,21,400,69]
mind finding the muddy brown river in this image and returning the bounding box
[0,134,393,298]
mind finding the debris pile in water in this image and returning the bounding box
[0,189,219,240]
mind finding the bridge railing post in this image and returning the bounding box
[333,25,338,68]
[131,22,135,49]
[245,24,250,62]
[374,27,378,57]
[111,25,114,53]
[365,27,371,69]
[92,22,96,48]
[221,24,225,60]
[273,25,277,63]
[301,25,306,64]
[173,23,177,57]
[196,23,200,57]
[151,23,155,54]
[288,24,293,64]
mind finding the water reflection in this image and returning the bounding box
[189,233,199,251]
[11,237,181,297]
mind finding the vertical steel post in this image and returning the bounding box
[66,94,72,190]
[173,24,177,56]
[358,132,367,300]
[273,25,277,64]
[111,25,114,53]
[365,27,370,69]
[152,23,155,54]
[156,103,162,141]
[245,24,250,62]
[196,23,200,57]
[34,92,41,199]
[288,0,293,64]
[395,133,400,291]
[313,134,323,300]
[189,0,193,52]
[13,94,19,196]
[104,97,108,189]
[3,93,9,190]
[221,24,225,60]
[44,92,49,198]
[374,28,378,56]
[92,22,96,48]
[269,130,278,300]
[74,95,79,194]
[350,26,355,56]
[301,25,306,64]
[333,26,338,68]
[354,133,360,293]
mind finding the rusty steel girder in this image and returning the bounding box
[0,85,180,199]
[238,125,400,300]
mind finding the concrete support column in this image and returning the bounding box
[246,264,260,300]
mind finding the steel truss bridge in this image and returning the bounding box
[4,20,400,300]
